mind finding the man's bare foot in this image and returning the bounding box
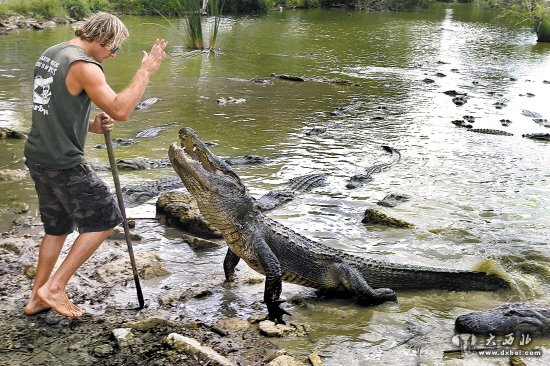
[23,296,51,316]
[37,283,84,318]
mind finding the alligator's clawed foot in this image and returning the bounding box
[372,288,398,304]
[357,288,397,305]
[267,299,292,324]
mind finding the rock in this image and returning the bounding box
[214,317,252,333]
[265,349,289,363]
[3,201,29,214]
[362,208,414,228]
[1,242,21,255]
[95,251,170,282]
[109,227,142,241]
[0,128,27,139]
[136,252,170,280]
[0,169,26,181]
[122,316,172,331]
[158,285,212,306]
[510,356,528,366]
[13,216,40,227]
[182,233,223,249]
[267,354,306,366]
[258,320,296,337]
[93,344,114,357]
[112,328,133,347]
[308,352,323,366]
[422,78,435,83]
[24,264,37,279]
[165,333,235,366]
[157,192,222,239]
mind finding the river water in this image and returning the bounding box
[1,4,549,365]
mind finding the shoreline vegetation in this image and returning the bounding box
[2,0,549,42]
[0,0,432,23]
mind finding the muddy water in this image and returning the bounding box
[1,4,549,365]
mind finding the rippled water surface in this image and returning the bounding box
[1,4,549,365]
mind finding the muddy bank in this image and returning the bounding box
[0,221,317,366]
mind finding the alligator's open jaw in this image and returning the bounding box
[169,127,242,193]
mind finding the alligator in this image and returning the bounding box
[135,97,160,110]
[521,109,542,118]
[90,158,172,171]
[451,120,472,128]
[122,176,184,206]
[377,193,410,208]
[224,155,267,166]
[469,129,513,136]
[452,96,468,106]
[346,146,400,189]
[455,303,550,336]
[136,122,180,138]
[305,127,327,136]
[0,128,27,139]
[269,73,359,86]
[95,138,138,149]
[522,133,550,141]
[331,101,363,116]
[168,127,509,323]
[494,98,508,109]
[256,173,327,211]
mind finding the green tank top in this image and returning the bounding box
[24,43,103,169]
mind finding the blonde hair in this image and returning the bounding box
[75,12,129,49]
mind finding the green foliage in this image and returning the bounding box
[61,0,90,19]
[13,0,65,19]
[182,0,203,49]
[209,0,226,49]
[87,0,111,13]
[275,0,320,8]
[223,0,268,13]
[498,0,550,28]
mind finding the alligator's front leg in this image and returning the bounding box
[336,264,397,305]
[223,247,241,282]
[254,239,291,323]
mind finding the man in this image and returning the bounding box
[23,13,167,318]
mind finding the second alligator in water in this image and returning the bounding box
[168,127,509,323]
[347,146,401,189]
[455,303,550,336]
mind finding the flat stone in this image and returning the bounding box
[258,320,295,337]
[308,353,323,366]
[266,354,307,366]
[93,344,114,357]
[165,333,235,366]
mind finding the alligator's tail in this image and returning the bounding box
[360,261,509,292]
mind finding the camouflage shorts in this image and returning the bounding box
[26,162,122,235]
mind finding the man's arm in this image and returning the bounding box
[69,39,167,122]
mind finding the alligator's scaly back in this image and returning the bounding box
[169,128,509,322]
